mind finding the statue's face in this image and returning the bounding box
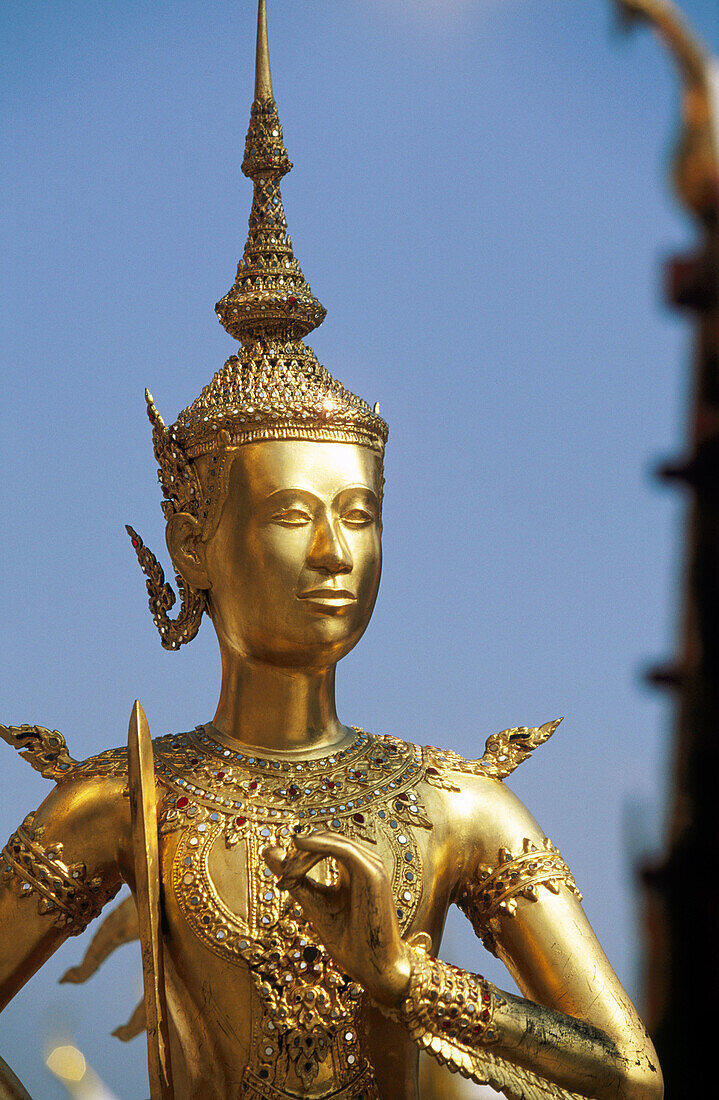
[204,440,382,668]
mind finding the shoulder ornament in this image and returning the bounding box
[1,724,133,786]
[425,719,562,787]
[0,724,78,782]
[72,745,130,783]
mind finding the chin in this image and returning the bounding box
[248,622,368,670]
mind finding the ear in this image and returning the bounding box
[166,513,211,591]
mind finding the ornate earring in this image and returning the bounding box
[126,526,206,650]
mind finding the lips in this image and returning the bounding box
[297,587,357,608]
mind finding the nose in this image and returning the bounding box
[307,511,352,576]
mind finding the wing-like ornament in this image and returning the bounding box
[426,719,563,785]
[0,724,78,782]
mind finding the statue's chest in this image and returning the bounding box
[156,728,432,952]
[154,728,433,1095]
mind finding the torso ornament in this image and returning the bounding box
[153,726,432,1099]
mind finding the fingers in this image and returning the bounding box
[263,845,323,882]
[407,930,432,953]
[292,830,386,880]
[263,847,342,931]
[262,830,389,920]
[262,846,286,877]
[262,843,334,895]
[280,850,326,891]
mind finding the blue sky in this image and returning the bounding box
[2,1,718,1096]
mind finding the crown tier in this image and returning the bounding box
[173,341,387,460]
[215,89,326,342]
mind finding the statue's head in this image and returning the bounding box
[164,438,382,668]
[128,5,388,669]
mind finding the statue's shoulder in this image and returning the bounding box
[0,723,176,786]
[421,719,563,785]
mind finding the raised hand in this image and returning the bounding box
[264,830,412,1007]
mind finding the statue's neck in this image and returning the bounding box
[211,647,349,756]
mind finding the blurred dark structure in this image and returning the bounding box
[617,2,719,1094]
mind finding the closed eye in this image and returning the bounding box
[342,508,375,528]
[272,508,312,527]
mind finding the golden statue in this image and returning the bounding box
[0,4,662,1098]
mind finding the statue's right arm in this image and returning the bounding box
[0,774,131,1011]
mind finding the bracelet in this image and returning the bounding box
[392,945,499,1065]
[392,946,588,1099]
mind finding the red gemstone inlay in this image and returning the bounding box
[288,296,297,304]
[216,772,226,780]
[481,1009,490,1021]
[249,781,258,791]
[236,816,247,826]
[426,767,439,776]
[326,781,335,789]
[131,539,139,548]
[176,796,189,809]
[352,813,364,824]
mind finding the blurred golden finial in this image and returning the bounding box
[615,0,719,215]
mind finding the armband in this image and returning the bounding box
[1,812,119,935]
[458,837,581,954]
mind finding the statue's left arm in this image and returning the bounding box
[265,774,663,1100]
[404,773,662,1100]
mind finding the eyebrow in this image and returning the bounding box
[261,485,379,510]
[263,488,322,509]
[334,486,379,507]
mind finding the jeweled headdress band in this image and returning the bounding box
[128,0,388,649]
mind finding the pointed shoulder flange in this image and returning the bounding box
[479,719,563,779]
[425,719,563,785]
[0,724,78,782]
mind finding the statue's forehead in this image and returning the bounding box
[230,440,381,499]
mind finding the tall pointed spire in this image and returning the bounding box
[254,0,273,101]
[215,0,326,342]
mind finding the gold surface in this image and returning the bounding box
[0,432,665,1097]
[128,701,173,1099]
[0,2,663,1098]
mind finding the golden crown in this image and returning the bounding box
[146,0,387,528]
[130,0,388,649]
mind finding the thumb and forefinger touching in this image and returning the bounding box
[263,830,384,914]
